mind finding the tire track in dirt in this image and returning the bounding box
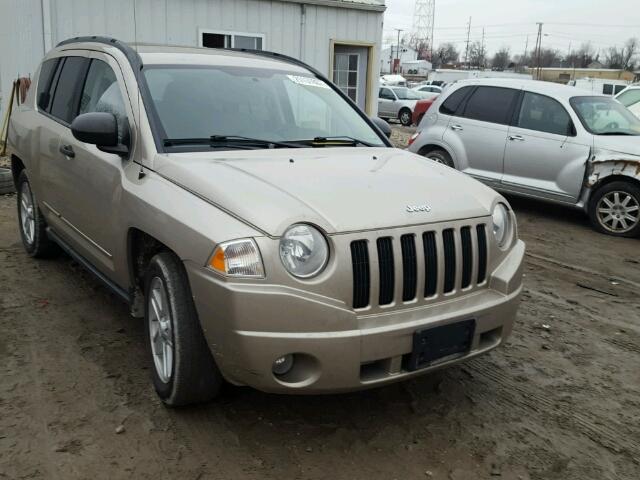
[465,359,640,464]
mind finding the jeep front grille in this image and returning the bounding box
[350,223,488,309]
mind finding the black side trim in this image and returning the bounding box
[46,227,131,303]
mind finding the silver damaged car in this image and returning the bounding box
[6,38,525,405]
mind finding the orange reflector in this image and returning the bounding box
[209,247,226,273]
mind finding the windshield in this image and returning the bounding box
[616,88,640,108]
[392,87,421,100]
[143,65,386,150]
[570,96,640,136]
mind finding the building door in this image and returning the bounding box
[333,45,369,112]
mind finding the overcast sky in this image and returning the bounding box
[383,0,640,58]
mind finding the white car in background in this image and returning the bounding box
[378,86,421,126]
[616,84,640,119]
[413,84,443,95]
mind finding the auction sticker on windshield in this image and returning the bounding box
[287,75,330,89]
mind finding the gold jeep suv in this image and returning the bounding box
[6,37,525,406]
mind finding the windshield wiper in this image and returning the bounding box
[291,136,376,147]
[163,135,301,149]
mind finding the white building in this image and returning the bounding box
[380,45,418,74]
[0,0,385,119]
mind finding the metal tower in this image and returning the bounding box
[412,0,435,60]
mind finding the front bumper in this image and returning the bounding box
[185,239,525,394]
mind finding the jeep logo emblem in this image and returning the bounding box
[406,204,432,213]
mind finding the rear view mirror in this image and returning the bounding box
[370,116,392,138]
[71,112,128,156]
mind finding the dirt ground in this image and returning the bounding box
[1,150,639,479]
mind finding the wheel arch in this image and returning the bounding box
[10,154,25,185]
[126,227,173,316]
[416,143,456,167]
[587,173,640,206]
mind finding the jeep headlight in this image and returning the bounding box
[492,203,511,248]
[279,224,329,278]
[208,238,265,277]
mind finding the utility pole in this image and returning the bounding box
[533,22,543,80]
[481,27,485,69]
[464,17,471,70]
[519,35,529,72]
[395,28,404,74]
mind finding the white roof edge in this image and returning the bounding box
[278,0,386,12]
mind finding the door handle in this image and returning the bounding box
[59,144,75,158]
[508,135,525,141]
[450,124,463,131]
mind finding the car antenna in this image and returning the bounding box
[133,0,146,180]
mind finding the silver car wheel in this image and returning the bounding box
[400,111,411,125]
[427,155,445,164]
[20,182,36,245]
[148,276,174,384]
[596,190,640,234]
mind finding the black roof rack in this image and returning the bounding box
[56,36,143,72]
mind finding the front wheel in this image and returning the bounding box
[16,170,58,257]
[399,108,412,126]
[588,181,640,237]
[144,252,223,406]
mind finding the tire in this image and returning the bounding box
[16,170,58,257]
[144,251,223,406]
[421,148,454,168]
[0,167,15,194]
[399,108,412,126]
[588,180,640,238]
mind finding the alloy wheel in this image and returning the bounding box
[20,182,36,245]
[148,276,174,383]
[596,190,640,234]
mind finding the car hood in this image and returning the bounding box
[153,147,498,236]
[593,135,640,157]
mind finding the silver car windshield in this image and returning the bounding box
[570,96,640,136]
[143,65,385,148]
[392,87,421,100]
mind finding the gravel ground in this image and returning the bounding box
[1,144,639,479]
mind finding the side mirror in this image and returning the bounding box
[370,116,392,138]
[71,112,129,156]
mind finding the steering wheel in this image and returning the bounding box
[605,121,619,130]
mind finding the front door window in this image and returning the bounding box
[333,53,359,102]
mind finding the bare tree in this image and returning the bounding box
[433,42,459,67]
[537,48,561,68]
[565,42,597,68]
[491,47,511,70]
[622,38,638,70]
[604,38,638,70]
[467,41,486,69]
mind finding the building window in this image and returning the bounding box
[333,53,359,102]
[200,30,264,50]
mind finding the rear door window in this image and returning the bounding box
[516,92,574,136]
[614,85,627,95]
[439,86,473,115]
[50,56,90,124]
[36,58,60,112]
[461,86,519,124]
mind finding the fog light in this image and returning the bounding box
[272,354,294,376]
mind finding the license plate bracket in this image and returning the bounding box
[405,319,475,371]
